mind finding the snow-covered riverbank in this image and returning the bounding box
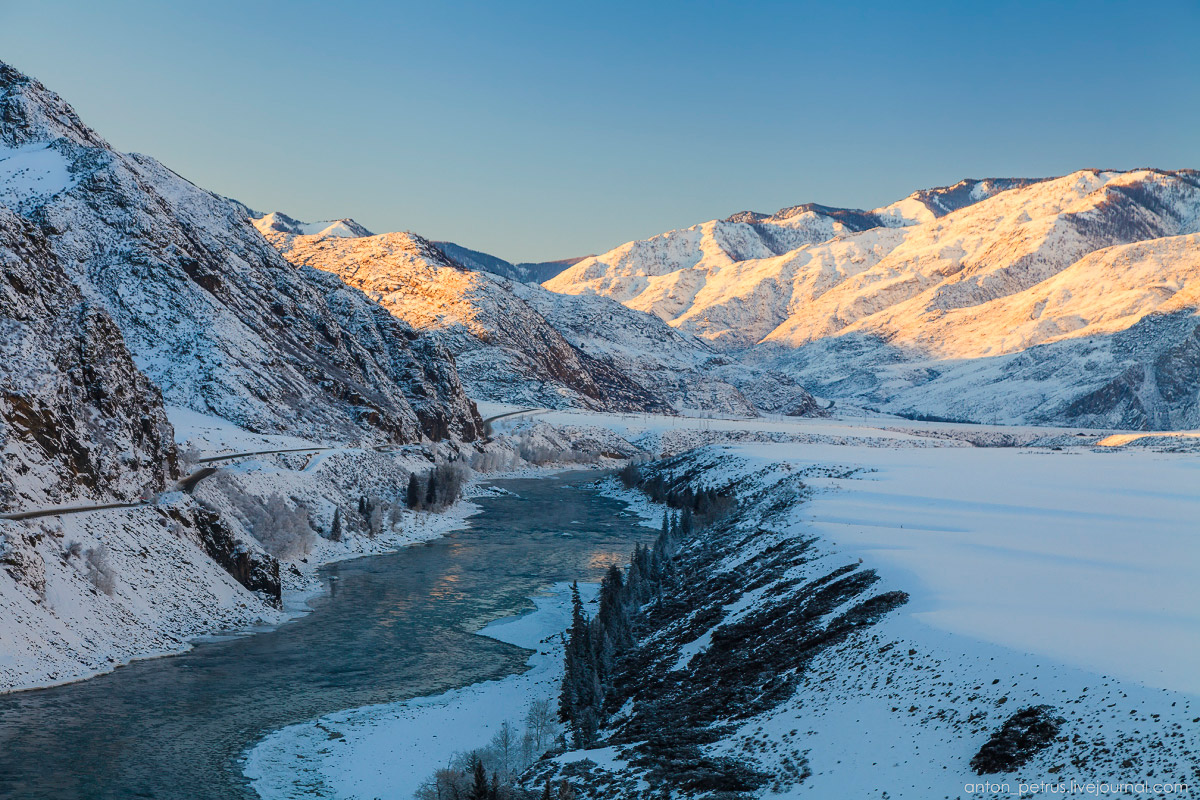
[551,440,1200,798]
[245,582,593,799]
[237,412,1200,799]
[0,406,487,694]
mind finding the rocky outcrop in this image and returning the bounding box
[0,207,175,511]
[187,507,281,606]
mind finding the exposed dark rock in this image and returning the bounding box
[0,207,176,511]
[971,705,1066,774]
[187,507,281,605]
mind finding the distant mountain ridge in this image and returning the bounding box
[252,211,374,239]
[253,213,823,417]
[724,178,1045,230]
[251,214,589,284]
[432,240,588,283]
[545,169,1200,429]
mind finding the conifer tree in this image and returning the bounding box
[406,473,421,510]
[330,507,342,542]
[469,758,489,800]
[425,471,438,509]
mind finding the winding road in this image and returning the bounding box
[0,446,330,521]
[2,409,546,521]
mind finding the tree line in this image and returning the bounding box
[406,461,469,512]
[619,463,736,526]
[414,699,576,800]
[560,469,736,749]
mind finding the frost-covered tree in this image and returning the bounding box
[367,498,383,538]
[525,698,556,753]
[491,720,516,780]
[84,545,117,595]
[245,494,316,560]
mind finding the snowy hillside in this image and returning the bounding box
[254,220,672,413]
[0,60,481,445]
[509,283,821,416]
[527,441,1199,798]
[546,170,1200,428]
[0,206,175,511]
[255,215,823,416]
[0,59,488,694]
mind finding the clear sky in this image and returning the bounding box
[2,0,1197,262]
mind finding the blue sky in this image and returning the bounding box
[2,1,1196,261]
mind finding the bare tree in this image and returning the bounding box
[84,545,117,595]
[525,698,558,754]
[243,494,316,560]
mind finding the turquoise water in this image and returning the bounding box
[0,472,650,799]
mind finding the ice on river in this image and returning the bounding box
[245,582,593,800]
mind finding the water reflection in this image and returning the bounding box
[0,471,653,800]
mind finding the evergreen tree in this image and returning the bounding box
[660,509,669,538]
[406,473,421,509]
[425,471,438,509]
[330,507,342,542]
[541,777,553,800]
[469,757,489,800]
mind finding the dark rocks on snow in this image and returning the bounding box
[971,705,1066,774]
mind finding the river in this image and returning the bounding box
[0,471,651,799]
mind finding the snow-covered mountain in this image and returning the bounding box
[0,60,489,690]
[254,217,824,417]
[432,240,585,284]
[253,220,671,412]
[253,211,373,239]
[0,61,481,447]
[546,170,1200,428]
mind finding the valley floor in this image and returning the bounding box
[248,409,1200,799]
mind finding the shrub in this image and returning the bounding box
[242,493,316,560]
[84,545,117,595]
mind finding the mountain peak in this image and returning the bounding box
[251,211,373,239]
[0,60,103,148]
